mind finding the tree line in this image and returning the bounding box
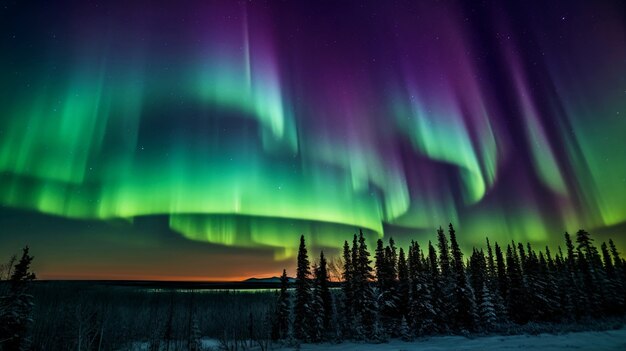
[272,224,626,342]
[1,226,625,349]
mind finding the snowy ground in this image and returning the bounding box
[271,328,626,351]
[127,328,626,350]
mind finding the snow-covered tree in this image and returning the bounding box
[399,315,411,341]
[448,224,477,332]
[355,230,377,340]
[478,282,497,331]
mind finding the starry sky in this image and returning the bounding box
[0,0,625,280]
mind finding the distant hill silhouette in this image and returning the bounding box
[244,276,295,283]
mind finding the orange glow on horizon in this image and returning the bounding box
[38,271,285,282]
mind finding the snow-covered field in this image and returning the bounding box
[271,329,626,351]
[127,328,626,350]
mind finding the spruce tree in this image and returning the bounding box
[375,239,386,292]
[576,230,607,316]
[561,234,583,319]
[522,244,552,321]
[427,241,446,333]
[377,240,399,335]
[506,243,526,323]
[316,251,333,335]
[399,315,411,341]
[294,235,312,341]
[556,245,579,319]
[565,232,576,269]
[407,241,437,335]
[0,246,36,351]
[608,240,626,310]
[437,226,455,322]
[485,238,496,283]
[341,240,353,330]
[409,268,435,335]
[538,250,560,321]
[478,282,497,331]
[602,241,625,313]
[601,242,615,279]
[494,242,508,301]
[397,248,409,320]
[276,269,291,339]
[448,224,476,331]
[310,263,324,342]
[609,240,623,277]
[437,226,451,278]
[469,249,486,307]
[356,230,377,339]
[576,230,595,259]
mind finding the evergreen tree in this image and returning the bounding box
[341,239,354,333]
[0,246,36,351]
[407,241,436,335]
[386,238,399,308]
[397,248,409,320]
[437,227,452,278]
[522,244,552,321]
[276,269,291,339]
[485,238,496,283]
[506,243,527,323]
[575,230,605,316]
[603,241,625,313]
[355,230,377,339]
[609,240,626,310]
[284,226,626,343]
[576,230,595,259]
[609,239,623,277]
[555,245,579,319]
[538,250,560,321]
[351,234,359,316]
[448,224,476,331]
[294,235,312,341]
[565,232,577,269]
[310,263,324,342]
[436,227,454,327]
[494,242,508,301]
[478,282,497,331]
[376,239,399,335]
[469,249,486,307]
[410,270,436,335]
[399,315,411,341]
[563,232,585,318]
[427,241,446,333]
[316,251,333,335]
[375,239,386,291]
[602,242,615,279]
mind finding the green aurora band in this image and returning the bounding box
[0,1,625,264]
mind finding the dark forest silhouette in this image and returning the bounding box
[0,246,36,350]
[1,225,626,350]
[273,225,626,342]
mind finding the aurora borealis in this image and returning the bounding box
[0,1,625,280]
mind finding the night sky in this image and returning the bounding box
[0,1,625,280]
